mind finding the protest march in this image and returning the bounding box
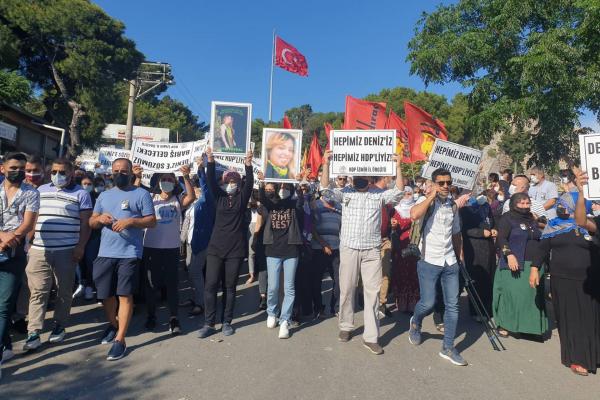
[1,1,600,399]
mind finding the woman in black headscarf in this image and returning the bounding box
[492,192,547,338]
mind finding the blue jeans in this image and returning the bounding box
[412,260,460,350]
[0,246,26,356]
[266,257,298,323]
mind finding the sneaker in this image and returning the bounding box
[23,332,41,350]
[145,315,156,331]
[380,304,392,318]
[338,330,351,342]
[363,340,384,355]
[48,323,66,343]
[435,323,445,333]
[197,324,217,339]
[1,347,14,363]
[408,316,422,345]
[266,315,277,329]
[278,321,290,339]
[84,286,94,300]
[258,296,267,311]
[100,325,118,345]
[188,305,204,316]
[439,347,468,366]
[169,318,181,335]
[106,340,127,361]
[72,284,84,299]
[222,322,235,336]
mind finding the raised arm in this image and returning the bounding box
[411,186,437,221]
[241,151,254,205]
[320,150,331,189]
[180,165,196,208]
[205,146,220,198]
[573,167,597,233]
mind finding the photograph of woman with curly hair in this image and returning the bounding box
[261,129,302,183]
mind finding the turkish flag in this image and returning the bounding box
[385,110,412,163]
[275,37,308,77]
[343,96,387,130]
[404,101,448,161]
[306,132,323,179]
[324,122,333,150]
[283,115,292,129]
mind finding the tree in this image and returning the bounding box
[0,0,143,158]
[407,0,600,167]
[0,70,31,105]
[285,104,313,130]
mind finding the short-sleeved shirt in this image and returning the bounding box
[419,196,461,267]
[143,194,182,249]
[32,183,93,250]
[528,180,558,205]
[502,198,547,217]
[323,185,403,250]
[94,187,154,259]
[0,181,40,232]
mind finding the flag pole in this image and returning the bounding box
[268,29,275,122]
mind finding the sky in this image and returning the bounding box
[95,0,598,131]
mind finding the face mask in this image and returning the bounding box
[159,181,175,193]
[83,184,93,193]
[476,195,487,205]
[413,193,420,201]
[530,175,539,185]
[6,170,25,184]
[222,183,237,194]
[593,210,600,217]
[561,177,569,184]
[113,173,130,189]
[95,185,105,193]
[279,189,291,199]
[266,191,276,198]
[515,207,531,215]
[26,172,43,185]
[353,177,369,190]
[508,185,516,195]
[51,173,69,188]
[497,195,505,202]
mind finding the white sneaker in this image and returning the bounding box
[72,284,84,299]
[266,315,277,329]
[1,348,14,363]
[84,286,94,300]
[278,321,290,339]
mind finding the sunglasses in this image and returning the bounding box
[436,180,453,187]
[337,177,347,181]
[50,170,67,176]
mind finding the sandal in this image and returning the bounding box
[570,364,589,376]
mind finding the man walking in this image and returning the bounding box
[320,150,404,355]
[89,158,155,361]
[23,159,92,350]
[408,168,467,366]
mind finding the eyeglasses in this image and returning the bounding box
[50,170,67,176]
[436,180,452,187]
[337,177,347,181]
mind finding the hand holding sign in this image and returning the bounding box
[133,165,143,179]
[322,150,332,165]
[244,150,253,167]
[180,165,191,177]
[206,146,214,163]
[572,166,588,193]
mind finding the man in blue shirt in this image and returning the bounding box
[89,158,155,361]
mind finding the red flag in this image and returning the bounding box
[385,110,412,163]
[404,101,448,161]
[275,37,308,77]
[306,132,323,179]
[324,122,333,150]
[343,96,387,130]
[283,115,292,129]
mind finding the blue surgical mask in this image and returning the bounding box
[51,173,69,188]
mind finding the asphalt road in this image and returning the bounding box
[1,268,599,400]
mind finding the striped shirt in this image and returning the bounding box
[502,198,547,218]
[32,183,93,250]
[323,186,403,250]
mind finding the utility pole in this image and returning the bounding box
[124,61,174,149]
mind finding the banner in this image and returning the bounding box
[102,124,169,142]
[131,141,195,186]
[343,96,387,130]
[404,101,448,161]
[422,139,482,189]
[579,133,600,200]
[330,130,396,176]
[98,147,131,170]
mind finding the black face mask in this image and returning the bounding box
[514,207,531,215]
[353,178,369,190]
[6,170,25,184]
[113,173,130,189]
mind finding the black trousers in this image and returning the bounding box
[312,249,340,313]
[143,247,179,318]
[204,255,243,326]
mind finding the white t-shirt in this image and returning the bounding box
[528,180,558,205]
[418,196,461,267]
[144,194,182,249]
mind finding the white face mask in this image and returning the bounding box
[593,209,600,217]
[51,173,69,188]
[413,193,420,201]
[279,189,291,199]
[530,175,539,185]
[476,195,487,205]
[508,185,516,195]
[497,195,505,202]
[159,181,175,193]
[561,177,569,184]
[222,183,238,194]
[95,186,105,193]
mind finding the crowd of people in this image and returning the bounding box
[0,147,599,380]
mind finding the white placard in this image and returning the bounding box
[330,130,396,176]
[579,133,600,200]
[131,141,195,186]
[102,124,169,142]
[98,147,131,169]
[422,139,483,189]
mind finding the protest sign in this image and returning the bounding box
[579,133,600,200]
[422,139,482,189]
[210,101,252,155]
[329,130,396,176]
[131,140,195,186]
[261,128,303,183]
[98,147,131,169]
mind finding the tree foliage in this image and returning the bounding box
[407,0,600,166]
[0,70,31,105]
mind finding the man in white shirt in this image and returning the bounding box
[528,167,558,210]
[407,168,467,366]
[502,175,547,218]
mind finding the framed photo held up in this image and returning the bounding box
[261,128,303,183]
[210,101,252,155]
